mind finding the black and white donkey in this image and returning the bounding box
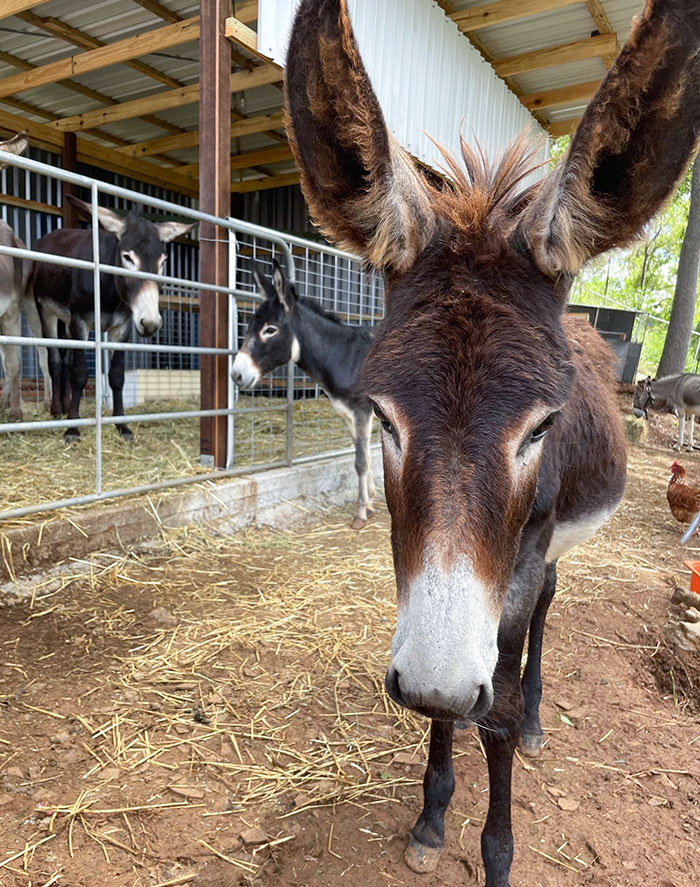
[232,260,376,528]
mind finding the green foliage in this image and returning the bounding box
[546,130,699,375]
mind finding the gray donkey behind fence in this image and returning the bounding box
[634,373,700,449]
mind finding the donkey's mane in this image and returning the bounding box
[429,132,546,235]
[298,295,344,325]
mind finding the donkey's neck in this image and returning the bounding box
[652,374,686,397]
[291,299,363,397]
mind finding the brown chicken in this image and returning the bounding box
[667,461,700,525]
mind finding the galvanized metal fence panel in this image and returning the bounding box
[0,151,381,523]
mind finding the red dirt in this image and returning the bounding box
[0,437,699,886]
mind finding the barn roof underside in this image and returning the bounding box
[0,0,644,200]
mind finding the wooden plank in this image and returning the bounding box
[61,132,79,228]
[177,145,294,177]
[225,16,279,65]
[116,108,286,158]
[521,78,600,111]
[0,16,200,99]
[231,172,300,193]
[18,10,184,90]
[0,193,60,216]
[584,0,620,68]
[199,0,231,469]
[546,117,581,137]
[451,0,579,32]
[0,1,44,20]
[130,0,181,23]
[53,66,282,134]
[493,33,617,77]
[236,1,259,24]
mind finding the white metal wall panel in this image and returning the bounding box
[258,0,547,175]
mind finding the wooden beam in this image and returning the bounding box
[231,172,300,193]
[18,10,186,90]
[0,107,197,195]
[493,33,617,77]
[521,78,601,111]
[116,108,285,159]
[0,1,44,20]
[61,133,79,229]
[178,145,294,177]
[236,1,259,24]
[130,0,181,23]
[0,16,200,99]
[225,16,278,65]
[584,0,620,68]
[199,0,231,468]
[546,117,581,137]
[52,66,282,134]
[451,0,579,33]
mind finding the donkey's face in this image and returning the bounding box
[0,131,28,170]
[67,196,195,337]
[633,377,653,418]
[232,262,299,390]
[286,0,700,721]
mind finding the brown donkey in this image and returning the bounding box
[286,0,700,883]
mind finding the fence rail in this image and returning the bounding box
[0,150,383,522]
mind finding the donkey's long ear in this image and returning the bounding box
[285,0,436,274]
[272,259,297,314]
[520,0,700,278]
[66,195,128,236]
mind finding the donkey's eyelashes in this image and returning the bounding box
[520,411,559,453]
[372,402,399,446]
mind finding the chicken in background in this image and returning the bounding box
[667,461,700,528]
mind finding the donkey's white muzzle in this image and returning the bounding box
[386,557,499,721]
[232,350,260,390]
[132,282,162,337]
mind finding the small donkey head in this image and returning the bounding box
[232,260,299,390]
[286,0,700,720]
[0,131,28,170]
[66,196,195,337]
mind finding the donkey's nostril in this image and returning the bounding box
[473,681,494,718]
[384,666,406,708]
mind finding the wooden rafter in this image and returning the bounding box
[16,10,186,91]
[117,110,286,159]
[0,17,200,100]
[451,0,579,33]
[177,145,294,177]
[584,0,620,68]
[0,106,197,195]
[0,1,44,20]
[521,78,601,111]
[52,67,282,134]
[546,118,581,137]
[225,16,279,66]
[231,172,300,193]
[130,0,181,24]
[493,33,616,77]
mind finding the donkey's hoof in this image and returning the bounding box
[405,837,442,874]
[518,733,543,757]
[64,428,80,443]
[118,426,134,442]
[351,518,366,530]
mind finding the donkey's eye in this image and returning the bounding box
[372,403,398,445]
[261,325,278,338]
[529,412,559,444]
[121,250,138,269]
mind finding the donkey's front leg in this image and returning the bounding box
[480,714,519,887]
[677,412,686,450]
[405,719,455,873]
[519,561,557,756]
[351,411,373,529]
[690,414,696,449]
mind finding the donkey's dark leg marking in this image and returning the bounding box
[108,343,132,440]
[520,561,557,757]
[480,718,518,887]
[65,317,89,442]
[406,719,454,874]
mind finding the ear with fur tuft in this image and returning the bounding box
[155,220,196,243]
[272,259,297,314]
[520,0,700,278]
[0,131,28,169]
[285,0,436,274]
[66,195,128,236]
[252,261,274,301]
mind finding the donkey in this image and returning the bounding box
[634,373,700,448]
[286,0,699,883]
[0,132,50,418]
[232,260,375,527]
[31,197,194,442]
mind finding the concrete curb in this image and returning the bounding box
[0,451,384,583]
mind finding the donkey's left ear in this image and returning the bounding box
[272,259,297,314]
[519,0,700,278]
[285,0,436,274]
[156,221,196,243]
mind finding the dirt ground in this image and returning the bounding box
[1,415,699,886]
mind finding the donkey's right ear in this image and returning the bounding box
[519,0,700,278]
[251,261,274,301]
[285,0,436,275]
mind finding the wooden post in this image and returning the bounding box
[61,132,79,229]
[199,0,231,467]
